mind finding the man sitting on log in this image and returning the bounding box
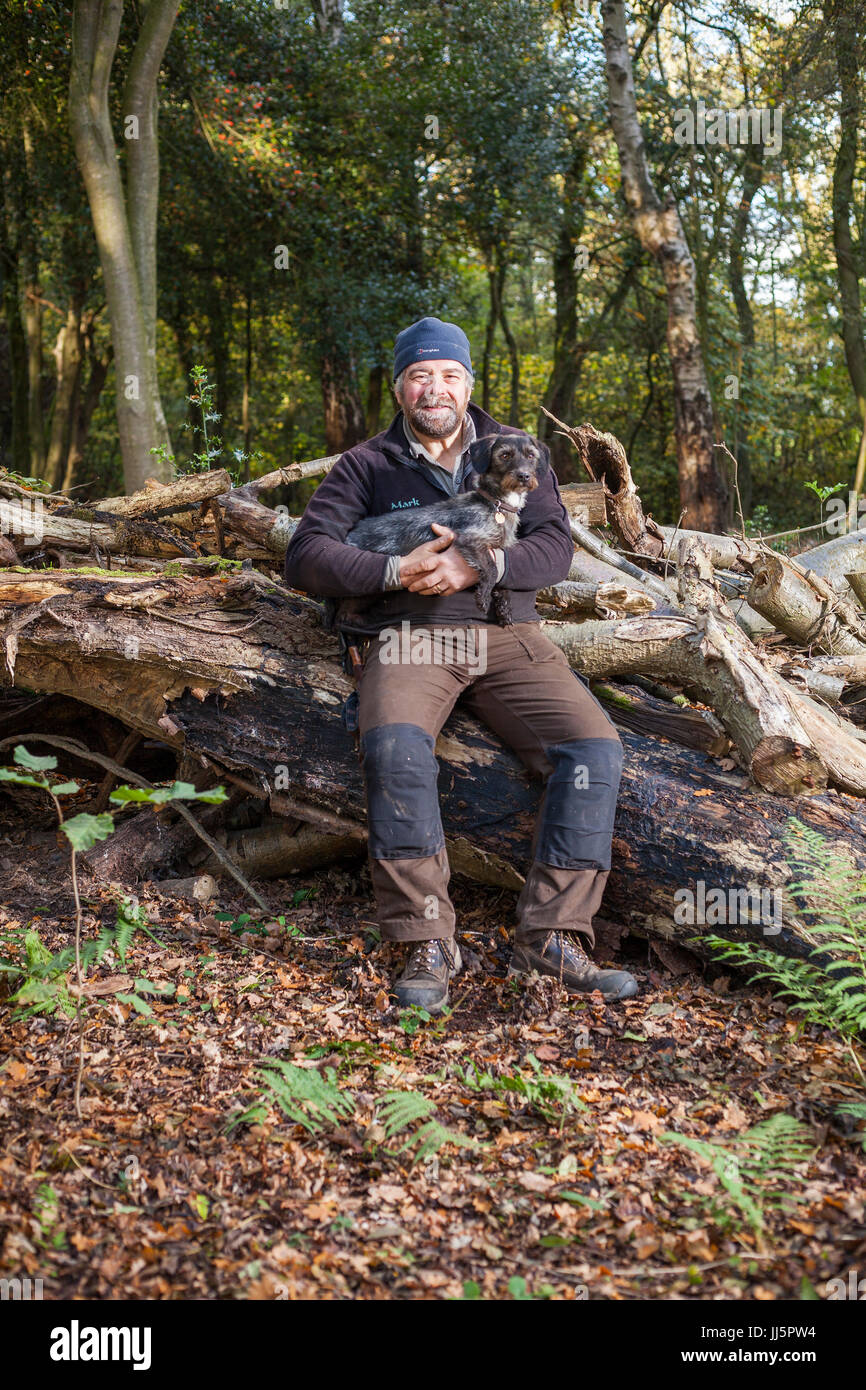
[284,317,638,1012]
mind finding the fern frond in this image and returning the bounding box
[378,1089,436,1139]
[258,1060,355,1135]
[376,1089,478,1165]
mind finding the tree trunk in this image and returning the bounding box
[495,253,520,426]
[540,148,585,471]
[68,0,177,493]
[4,571,866,961]
[365,363,383,439]
[0,169,30,474]
[481,263,502,416]
[320,348,366,455]
[827,0,866,489]
[45,296,84,492]
[242,281,253,476]
[63,312,113,494]
[727,142,764,518]
[20,117,46,480]
[600,0,728,531]
[121,0,177,461]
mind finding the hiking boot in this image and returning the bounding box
[510,931,638,1001]
[394,937,463,1014]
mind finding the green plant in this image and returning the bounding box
[151,364,261,485]
[256,1060,355,1135]
[33,1182,65,1249]
[454,1054,586,1129]
[804,478,846,524]
[2,927,76,1018]
[376,1089,478,1165]
[0,743,228,1115]
[659,1114,815,1237]
[397,1004,433,1036]
[704,818,866,1145]
[744,503,773,537]
[461,1276,555,1301]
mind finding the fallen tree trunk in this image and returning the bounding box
[537,578,656,618]
[790,527,866,604]
[748,551,866,655]
[3,569,865,961]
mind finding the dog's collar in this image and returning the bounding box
[476,486,522,519]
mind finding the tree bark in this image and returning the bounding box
[4,572,866,961]
[827,0,866,491]
[600,0,728,531]
[495,252,520,426]
[0,157,30,474]
[727,142,764,518]
[69,0,177,492]
[45,295,84,492]
[540,147,585,471]
[64,313,113,494]
[320,348,366,455]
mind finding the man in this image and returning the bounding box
[284,316,638,1012]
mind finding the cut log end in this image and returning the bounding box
[749,736,827,797]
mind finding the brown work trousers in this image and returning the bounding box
[356,621,622,949]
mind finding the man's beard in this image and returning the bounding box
[406,395,463,439]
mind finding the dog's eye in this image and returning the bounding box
[498,448,513,459]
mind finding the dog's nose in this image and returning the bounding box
[516,471,531,485]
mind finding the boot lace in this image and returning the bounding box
[406,938,454,978]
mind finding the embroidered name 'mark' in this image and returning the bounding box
[49,1320,152,1371]
[390,497,420,509]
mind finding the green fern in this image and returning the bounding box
[704,816,866,1041]
[659,1114,815,1235]
[377,1089,477,1165]
[257,1060,355,1135]
[454,1054,585,1127]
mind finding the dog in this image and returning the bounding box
[341,433,550,627]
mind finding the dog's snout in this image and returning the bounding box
[516,470,531,485]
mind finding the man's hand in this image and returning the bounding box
[400,523,481,596]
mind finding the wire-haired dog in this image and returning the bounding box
[343,433,550,626]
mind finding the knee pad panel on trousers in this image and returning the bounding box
[537,737,623,871]
[360,723,444,860]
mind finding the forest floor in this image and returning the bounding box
[1,816,865,1303]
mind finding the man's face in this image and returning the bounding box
[396,359,472,439]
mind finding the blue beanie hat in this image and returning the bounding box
[393,316,473,380]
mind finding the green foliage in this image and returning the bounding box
[376,1089,478,1165]
[2,927,76,1018]
[704,818,866,1041]
[704,817,866,1147]
[0,899,153,1020]
[154,366,261,485]
[454,1054,586,1127]
[461,1275,555,1300]
[659,1114,815,1235]
[256,1060,355,1135]
[804,479,846,507]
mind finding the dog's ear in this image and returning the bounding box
[468,435,496,476]
[534,437,551,477]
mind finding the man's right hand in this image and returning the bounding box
[397,527,455,590]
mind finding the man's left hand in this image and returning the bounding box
[402,523,486,596]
